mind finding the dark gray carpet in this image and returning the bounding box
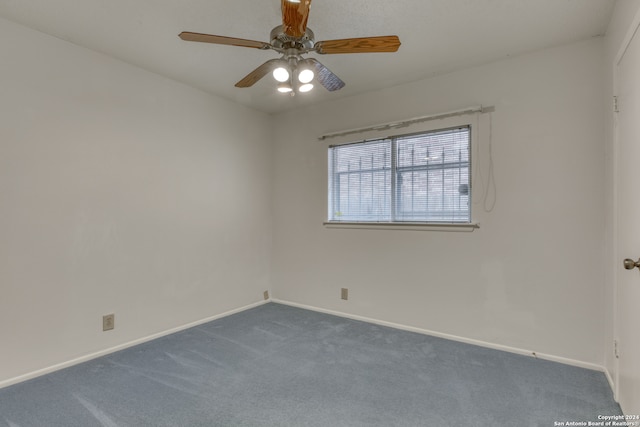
[0,303,621,426]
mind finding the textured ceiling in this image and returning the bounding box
[0,0,615,114]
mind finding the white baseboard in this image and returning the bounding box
[604,367,616,399]
[0,299,269,390]
[271,298,608,374]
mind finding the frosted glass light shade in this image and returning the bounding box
[299,83,313,93]
[298,68,314,84]
[277,83,293,93]
[273,67,290,83]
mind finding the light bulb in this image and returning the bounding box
[299,83,313,93]
[273,67,290,83]
[297,68,314,84]
[277,83,293,93]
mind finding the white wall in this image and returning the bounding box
[0,18,272,384]
[272,39,607,366]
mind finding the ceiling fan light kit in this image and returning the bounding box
[178,0,400,95]
[270,48,318,96]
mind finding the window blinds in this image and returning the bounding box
[328,126,471,223]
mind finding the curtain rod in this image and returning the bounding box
[318,105,495,141]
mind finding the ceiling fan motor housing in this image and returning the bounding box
[270,25,315,50]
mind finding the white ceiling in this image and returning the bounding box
[0,0,615,114]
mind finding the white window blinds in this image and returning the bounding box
[328,126,471,223]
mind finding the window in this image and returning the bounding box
[328,126,471,224]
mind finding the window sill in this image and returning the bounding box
[323,221,479,232]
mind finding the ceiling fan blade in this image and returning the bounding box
[281,0,312,38]
[315,35,401,54]
[307,58,345,92]
[235,59,281,88]
[179,32,271,50]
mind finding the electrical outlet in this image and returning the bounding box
[103,314,115,331]
[341,288,348,300]
[263,290,269,300]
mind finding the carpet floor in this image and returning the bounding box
[0,303,622,426]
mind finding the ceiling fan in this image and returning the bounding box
[178,0,401,95]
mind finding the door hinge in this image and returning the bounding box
[614,340,620,359]
[614,96,619,113]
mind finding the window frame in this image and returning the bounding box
[324,124,479,232]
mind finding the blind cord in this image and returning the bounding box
[473,112,497,213]
[483,112,497,212]
[473,112,486,206]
